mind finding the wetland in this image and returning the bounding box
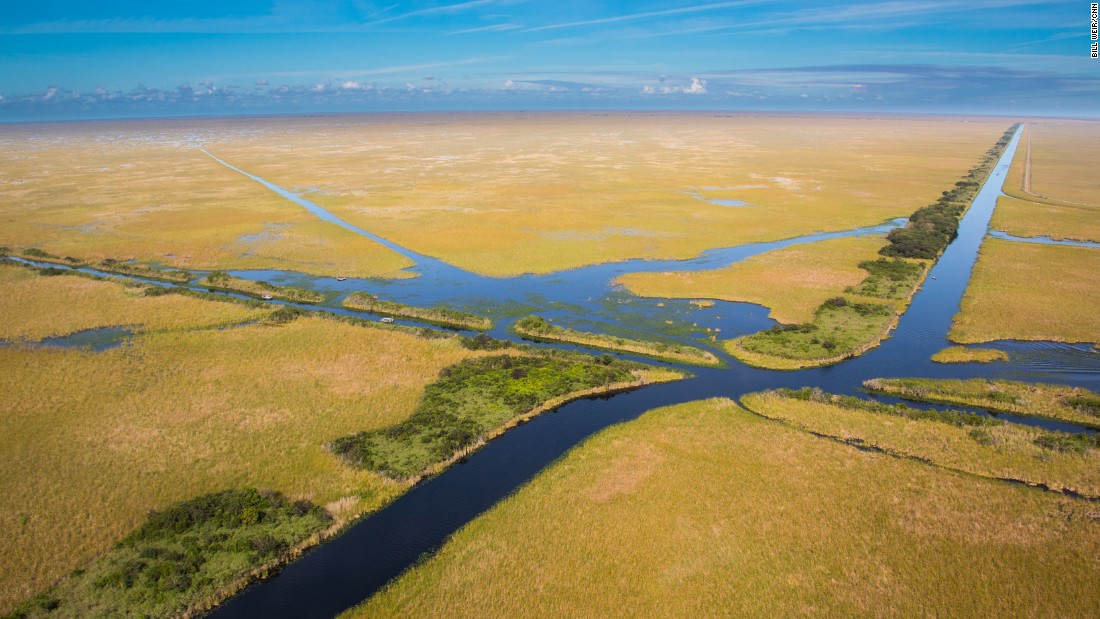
[3,115,1099,618]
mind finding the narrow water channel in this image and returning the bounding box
[196,125,1098,617]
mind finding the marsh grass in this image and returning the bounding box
[991,196,1100,244]
[343,292,492,330]
[1003,120,1100,208]
[8,489,332,619]
[743,390,1100,497]
[950,239,1100,344]
[863,378,1100,429]
[0,130,414,279]
[0,262,266,341]
[879,124,1015,260]
[728,297,896,369]
[0,314,483,612]
[202,114,1009,276]
[328,353,667,479]
[512,315,720,367]
[95,259,193,284]
[617,235,888,324]
[617,119,1010,372]
[931,346,1009,364]
[200,271,324,304]
[347,398,1100,618]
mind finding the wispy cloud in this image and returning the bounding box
[258,56,508,80]
[361,0,507,28]
[446,22,524,35]
[524,1,768,33]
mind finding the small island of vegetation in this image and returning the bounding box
[513,315,721,367]
[199,271,324,304]
[343,292,492,330]
[95,259,194,284]
[931,346,1009,364]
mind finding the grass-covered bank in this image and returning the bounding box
[8,489,333,619]
[94,259,194,284]
[879,124,1019,260]
[724,124,1018,370]
[0,261,267,341]
[742,389,1100,497]
[616,235,889,325]
[512,315,720,367]
[199,270,324,304]
[863,378,1100,429]
[346,398,1100,618]
[343,292,492,331]
[726,296,899,370]
[330,352,682,480]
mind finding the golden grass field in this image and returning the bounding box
[1004,121,1100,208]
[994,121,1100,243]
[617,235,888,324]
[0,262,266,340]
[991,196,1100,243]
[348,398,1100,618]
[950,239,1100,344]
[0,270,490,611]
[0,121,413,278]
[742,391,1100,496]
[201,113,1009,276]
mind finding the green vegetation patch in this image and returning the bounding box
[329,353,644,479]
[931,346,1009,364]
[8,488,331,619]
[845,258,925,300]
[343,292,492,331]
[880,125,1018,260]
[200,271,323,304]
[514,315,720,367]
[863,378,1100,429]
[96,259,193,284]
[734,297,894,363]
[18,248,84,266]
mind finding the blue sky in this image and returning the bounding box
[0,1,1095,120]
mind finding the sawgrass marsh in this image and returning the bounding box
[347,398,1100,618]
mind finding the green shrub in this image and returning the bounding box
[330,354,640,478]
[9,488,331,618]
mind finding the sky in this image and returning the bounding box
[0,1,1096,120]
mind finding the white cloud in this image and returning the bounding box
[685,77,707,94]
[503,79,516,90]
[43,86,58,101]
[660,78,707,95]
[641,85,656,94]
[341,80,364,90]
